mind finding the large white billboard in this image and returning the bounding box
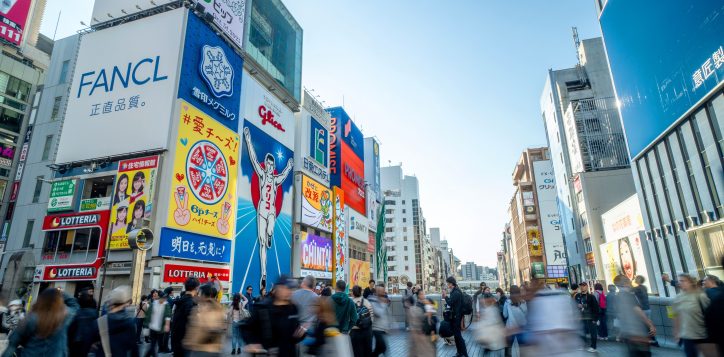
[346,206,368,244]
[533,160,565,266]
[56,8,185,164]
[195,0,246,49]
[294,91,331,185]
[241,71,295,149]
[91,0,176,26]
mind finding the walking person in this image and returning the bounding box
[575,282,600,352]
[350,285,373,357]
[369,284,389,357]
[403,281,413,330]
[332,280,358,334]
[405,295,435,357]
[476,293,506,357]
[503,285,527,357]
[363,280,375,299]
[172,277,200,357]
[613,275,656,357]
[161,287,175,353]
[144,290,172,357]
[244,285,255,314]
[184,283,226,357]
[445,276,469,357]
[306,297,353,357]
[593,283,608,340]
[228,293,248,355]
[1,300,24,337]
[2,288,79,357]
[68,290,98,357]
[673,273,714,357]
[292,276,319,331]
[91,286,140,357]
[135,295,149,344]
[606,284,618,341]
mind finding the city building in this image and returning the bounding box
[364,137,382,281]
[381,165,428,292]
[540,35,635,283]
[597,1,724,295]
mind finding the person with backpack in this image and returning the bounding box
[331,280,359,334]
[184,283,226,357]
[350,285,373,357]
[593,283,608,340]
[575,282,600,353]
[445,276,469,357]
[68,290,98,357]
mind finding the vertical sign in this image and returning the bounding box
[332,187,346,285]
[533,160,565,265]
[109,156,159,249]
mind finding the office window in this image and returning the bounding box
[81,176,114,200]
[41,135,53,160]
[403,218,406,223]
[32,176,43,203]
[405,256,409,261]
[51,97,62,120]
[22,220,34,248]
[59,60,70,83]
[402,209,406,213]
[404,246,408,251]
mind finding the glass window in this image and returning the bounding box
[32,176,43,203]
[0,73,32,102]
[22,219,34,248]
[41,227,100,263]
[59,60,70,84]
[0,107,23,133]
[41,135,53,161]
[81,176,114,200]
[51,97,62,120]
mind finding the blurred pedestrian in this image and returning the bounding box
[2,288,79,357]
[144,289,172,357]
[172,277,200,357]
[91,286,139,357]
[244,285,255,313]
[306,297,353,356]
[245,275,305,357]
[369,284,389,357]
[613,275,656,357]
[406,295,434,357]
[526,278,581,356]
[606,284,618,341]
[161,287,175,353]
[228,293,249,355]
[403,281,413,330]
[445,276,468,357]
[495,288,507,321]
[575,282,599,352]
[475,293,505,357]
[703,256,724,356]
[503,285,527,357]
[135,295,149,344]
[592,283,608,341]
[363,280,375,299]
[702,275,722,300]
[331,281,358,334]
[184,283,226,357]
[673,273,714,357]
[416,289,438,344]
[350,285,373,357]
[1,299,24,337]
[68,290,97,357]
[293,276,319,330]
[321,287,333,297]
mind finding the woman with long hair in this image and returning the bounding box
[130,171,146,203]
[618,237,637,281]
[2,288,79,357]
[114,173,129,204]
[126,200,146,233]
[228,293,246,354]
[673,273,713,357]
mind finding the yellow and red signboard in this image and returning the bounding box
[167,101,239,239]
[528,228,542,257]
[349,258,370,289]
[109,156,159,249]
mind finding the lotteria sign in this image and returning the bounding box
[43,212,105,230]
[163,263,230,283]
[44,266,97,280]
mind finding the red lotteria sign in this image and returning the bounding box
[163,263,230,283]
[43,263,99,281]
[43,211,109,230]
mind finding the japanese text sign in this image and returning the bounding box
[299,175,332,233]
[110,156,159,249]
[159,227,231,263]
[300,232,333,279]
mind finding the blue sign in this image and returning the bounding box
[159,227,231,263]
[601,1,724,156]
[179,12,242,131]
[309,117,328,167]
[327,107,364,159]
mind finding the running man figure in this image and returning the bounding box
[243,127,293,290]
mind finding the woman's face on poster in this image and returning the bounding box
[117,208,127,223]
[134,205,143,219]
[118,177,128,193]
[133,178,143,192]
[620,241,635,280]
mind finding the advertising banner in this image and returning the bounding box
[527,228,542,257]
[163,263,230,283]
[178,12,242,131]
[328,107,366,214]
[91,0,176,26]
[602,195,645,243]
[80,197,112,212]
[531,262,545,279]
[241,72,295,149]
[299,175,332,233]
[346,206,368,244]
[233,119,294,293]
[349,258,370,289]
[367,231,375,253]
[0,0,31,45]
[300,232,332,279]
[366,185,379,232]
[599,234,652,291]
[47,179,77,213]
[194,0,246,49]
[364,137,381,202]
[158,227,232,263]
[332,187,346,285]
[296,92,331,185]
[109,156,159,249]
[327,107,364,159]
[339,141,365,215]
[533,160,565,265]
[56,8,184,164]
[166,101,239,239]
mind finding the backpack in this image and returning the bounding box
[355,299,372,330]
[595,291,607,309]
[461,290,473,316]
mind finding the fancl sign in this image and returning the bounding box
[76,56,168,98]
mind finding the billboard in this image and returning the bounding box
[178,12,243,131]
[602,195,645,243]
[364,137,381,202]
[166,101,239,239]
[109,156,159,249]
[194,0,246,49]
[346,206,368,244]
[533,160,565,265]
[600,1,724,156]
[57,8,184,163]
[163,263,230,284]
[0,0,30,46]
[47,179,77,213]
[599,234,652,292]
[295,92,330,185]
[337,141,366,215]
[527,227,542,257]
[327,107,364,159]
[233,119,294,293]
[91,0,176,26]
[298,174,332,233]
[241,72,295,149]
[300,232,333,279]
[158,227,232,263]
[332,187,346,285]
[349,258,370,289]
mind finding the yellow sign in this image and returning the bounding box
[528,228,542,257]
[167,101,239,239]
[300,175,333,232]
[349,258,370,289]
[109,156,159,249]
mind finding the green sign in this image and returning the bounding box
[80,197,111,212]
[47,179,76,212]
[531,262,546,279]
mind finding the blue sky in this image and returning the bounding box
[41,1,602,267]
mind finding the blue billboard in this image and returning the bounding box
[158,227,232,263]
[327,107,364,159]
[600,0,724,157]
[178,12,243,131]
[600,1,724,157]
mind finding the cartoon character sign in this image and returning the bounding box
[233,120,294,293]
[332,187,347,285]
[300,175,333,232]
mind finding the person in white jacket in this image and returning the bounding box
[476,293,506,357]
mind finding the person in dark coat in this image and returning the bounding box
[171,277,199,357]
[445,276,468,357]
[68,291,98,357]
[89,286,140,357]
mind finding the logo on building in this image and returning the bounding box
[200,45,234,98]
[310,117,328,167]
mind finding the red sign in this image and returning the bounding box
[258,105,285,132]
[42,211,109,231]
[367,231,375,253]
[43,263,100,281]
[118,155,159,172]
[9,181,19,201]
[340,141,365,214]
[0,0,31,46]
[163,263,230,283]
